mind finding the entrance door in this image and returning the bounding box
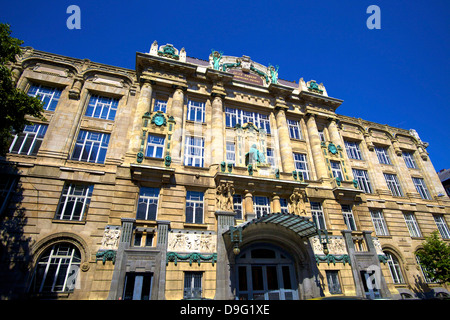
[235,245,298,300]
[122,272,153,300]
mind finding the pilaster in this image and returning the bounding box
[170,86,185,163]
[275,107,295,173]
[306,114,328,180]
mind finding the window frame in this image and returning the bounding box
[184,136,205,167]
[375,146,391,165]
[402,151,417,169]
[352,169,373,194]
[27,83,62,112]
[341,204,357,231]
[185,191,204,224]
[385,252,405,284]
[310,201,326,231]
[136,187,160,221]
[184,271,203,299]
[330,161,343,180]
[326,270,342,294]
[71,130,110,164]
[154,99,167,113]
[384,173,403,197]
[287,119,302,140]
[226,141,236,164]
[85,94,119,121]
[293,152,309,180]
[344,140,363,160]
[9,124,48,156]
[225,107,271,134]
[54,183,94,221]
[145,134,165,159]
[434,214,450,239]
[404,213,422,238]
[187,100,205,123]
[253,196,270,219]
[233,194,243,219]
[412,177,431,200]
[370,209,389,236]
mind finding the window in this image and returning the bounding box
[287,119,302,139]
[185,191,204,224]
[133,233,154,247]
[225,107,271,133]
[55,183,94,221]
[29,243,81,293]
[434,215,450,239]
[416,255,436,284]
[370,209,389,236]
[318,129,325,142]
[184,136,204,167]
[27,83,61,111]
[187,100,205,122]
[402,151,417,169]
[253,196,270,218]
[123,273,153,300]
[136,187,160,220]
[341,204,357,231]
[71,130,110,164]
[352,169,373,193]
[184,272,202,299]
[0,176,16,216]
[345,140,362,160]
[326,271,342,294]
[280,198,289,214]
[9,124,48,156]
[412,177,431,200]
[384,173,403,197]
[226,141,235,164]
[310,202,326,230]
[293,153,309,180]
[146,135,165,158]
[85,95,119,121]
[330,161,343,180]
[375,146,391,165]
[154,99,167,113]
[385,252,404,284]
[267,148,276,167]
[404,213,421,238]
[233,194,243,219]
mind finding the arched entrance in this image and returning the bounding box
[234,244,298,300]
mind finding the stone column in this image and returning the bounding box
[170,87,185,163]
[127,81,153,155]
[275,107,295,173]
[244,191,255,221]
[153,220,170,300]
[215,211,236,300]
[211,95,225,165]
[272,194,281,213]
[107,218,135,300]
[306,114,328,180]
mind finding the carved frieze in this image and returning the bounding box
[168,230,216,253]
[99,225,121,251]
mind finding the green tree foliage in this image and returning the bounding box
[0,23,44,156]
[416,231,450,284]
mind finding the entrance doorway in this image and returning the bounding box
[122,272,153,300]
[235,245,298,300]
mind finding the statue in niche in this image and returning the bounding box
[245,144,265,166]
[216,182,235,212]
[211,50,223,70]
[289,188,307,215]
[268,64,279,84]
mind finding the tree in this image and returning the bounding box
[0,23,44,156]
[416,231,450,285]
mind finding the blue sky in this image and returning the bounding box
[1,0,449,172]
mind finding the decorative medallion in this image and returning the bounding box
[328,142,338,155]
[151,112,167,127]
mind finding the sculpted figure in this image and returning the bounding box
[211,50,223,70]
[289,188,307,215]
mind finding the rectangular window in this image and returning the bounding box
[310,201,326,230]
[352,169,373,193]
[226,141,235,164]
[342,204,357,231]
[136,187,160,220]
[146,135,165,158]
[187,100,205,122]
[27,83,61,111]
[154,99,167,113]
[55,183,94,221]
[402,151,417,169]
[233,194,243,219]
[293,153,309,180]
[326,271,342,294]
[345,140,362,160]
[224,107,271,133]
[370,209,389,236]
[287,119,302,139]
[184,272,202,299]
[71,130,110,164]
[416,256,437,284]
[280,198,289,214]
[85,95,119,121]
[404,213,422,238]
[184,136,204,167]
[318,129,325,142]
[267,148,276,167]
[185,191,204,224]
[384,173,403,197]
[375,147,391,165]
[253,196,270,218]
[9,124,48,156]
[412,177,431,200]
[330,161,343,180]
[434,215,450,239]
[122,272,153,300]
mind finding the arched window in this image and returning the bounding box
[29,243,81,293]
[384,251,404,284]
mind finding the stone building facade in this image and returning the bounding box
[0,42,449,300]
